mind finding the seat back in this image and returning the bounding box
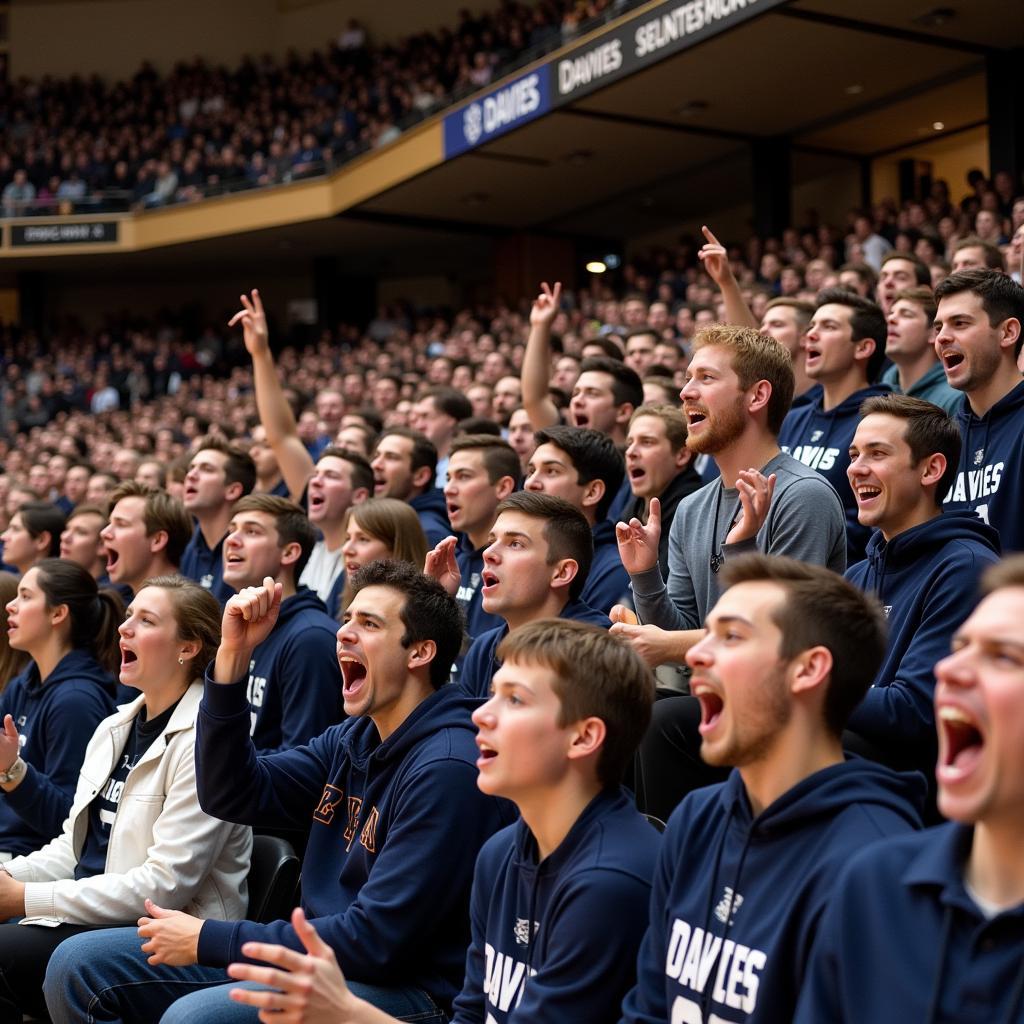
[246,834,301,924]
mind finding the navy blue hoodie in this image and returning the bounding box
[845,511,1000,767]
[460,599,611,700]
[943,380,1024,553]
[410,488,453,548]
[580,520,630,616]
[779,382,892,563]
[455,535,504,642]
[0,650,116,855]
[195,679,511,1012]
[179,524,234,605]
[453,788,660,1023]
[620,759,923,1023]
[244,587,343,753]
[796,824,1024,1024]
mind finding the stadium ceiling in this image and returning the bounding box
[353,0,1014,238]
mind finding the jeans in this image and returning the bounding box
[44,925,447,1024]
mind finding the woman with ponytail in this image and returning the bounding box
[0,558,123,858]
[0,575,251,1021]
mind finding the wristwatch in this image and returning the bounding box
[0,758,26,786]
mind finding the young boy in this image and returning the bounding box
[226,618,661,1024]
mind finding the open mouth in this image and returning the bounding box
[120,646,138,669]
[225,553,244,565]
[573,412,589,427]
[481,570,499,593]
[941,349,965,371]
[629,467,646,480]
[309,493,325,510]
[476,739,498,767]
[805,347,821,363]
[856,485,882,505]
[339,653,368,698]
[937,705,984,782]
[446,503,461,518]
[106,548,120,571]
[685,409,707,428]
[693,683,724,735]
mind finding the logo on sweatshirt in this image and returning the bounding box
[973,448,985,466]
[883,605,892,617]
[810,430,824,443]
[713,886,744,925]
[514,918,537,946]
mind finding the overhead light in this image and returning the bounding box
[912,7,955,28]
[604,254,621,270]
[678,100,709,118]
[844,84,864,95]
[932,121,945,130]
[586,260,608,274]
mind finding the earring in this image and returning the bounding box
[178,656,184,665]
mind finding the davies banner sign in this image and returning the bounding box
[443,0,784,158]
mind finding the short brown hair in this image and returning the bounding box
[764,296,815,331]
[859,393,960,502]
[953,235,1005,271]
[317,447,374,496]
[108,482,193,567]
[449,435,521,485]
[629,403,687,453]
[692,324,795,435]
[497,618,655,787]
[231,494,317,581]
[191,434,256,496]
[892,286,937,325]
[981,555,1024,596]
[722,554,887,737]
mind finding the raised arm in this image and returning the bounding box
[229,289,314,500]
[521,281,563,430]
[698,226,759,330]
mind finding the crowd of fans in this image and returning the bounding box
[0,163,1019,1022]
[0,0,636,216]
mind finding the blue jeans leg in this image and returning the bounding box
[43,926,228,1024]
[159,978,448,1023]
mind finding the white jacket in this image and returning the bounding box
[6,681,251,924]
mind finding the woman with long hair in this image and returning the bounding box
[339,498,429,612]
[0,558,123,858]
[0,573,29,693]
[0,575,251,1020]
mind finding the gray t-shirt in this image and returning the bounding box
[631,451,846,631]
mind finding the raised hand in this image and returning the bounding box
[228,289,270,357]
[222,576,283,653]
[615,497,661,576]
[0,716,21,775]
[529,281,562,330]
[697,225,734,287]
[424,536,462,597]
[726,469,777,545]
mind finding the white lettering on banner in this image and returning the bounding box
[479,74,541,136]
[558,39,622,93]
[635,0,753,57]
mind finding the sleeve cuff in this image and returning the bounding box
[22,882,56,919]
[196,917,239,967]
[201,666,251,719]
[629,566,667,598]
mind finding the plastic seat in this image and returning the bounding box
[246,834,301,924]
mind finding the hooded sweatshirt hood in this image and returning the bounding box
[845,511,1001,767]
[409,488,452,548]
[623,756,923,1023]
